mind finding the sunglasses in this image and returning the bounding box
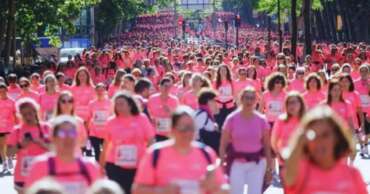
[20,84,29,88]
[242,95,256,101]
[60,98,73,104]
[55,129,78,138]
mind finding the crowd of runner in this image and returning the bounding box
[0,11,369,194]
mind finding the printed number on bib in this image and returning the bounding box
[269,101,283,115]
[115,145,138,166]
[157,118,171,132]
[62,181,86,194]
[173,179,201,194]
[360,95,370,107]
[94,111,109,125]
[21,156,34,176]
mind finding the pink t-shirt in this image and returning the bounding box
[271,116,299,158]
[104,114,155,169]
[234,79,261,95]
[354,78,370,115]
[342,91,361,129]
[285,160,367,194]
[223,110,269,152]
[330,101,354,126]
[88,98,112,138]
[40,92,60,121]
[17,91,40,103]
[108,84,120,98]
[7,85,21,101]
[59,84,71,92]
[262,91,286,122]
[26,153,101,194]
[303,90,326,110]
[180,90,198,110]
[147,93,179,136]
[134,141,225,190]
[71,86,96,121]
[7,123,50,183]
[287,79,305,93]
[0,98,16,133]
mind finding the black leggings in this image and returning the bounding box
[105,163,136,194]
[90,136,104,161]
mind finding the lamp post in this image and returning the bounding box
[224,21,229,49]
[277,0,283,52]
[235,13,240,48]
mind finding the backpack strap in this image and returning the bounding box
[152,148,161,169]
[77,158,92,185]
[198,144,212,164]
[151,144,212,169]
[47,157,57,176]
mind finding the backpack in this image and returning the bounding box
[151,143,212,169]
[47,157,92,185]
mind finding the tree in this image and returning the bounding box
[0,0,99,72]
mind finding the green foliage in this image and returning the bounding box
[14,0,99,47]
[256,0,322,19]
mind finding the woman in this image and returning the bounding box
[326,79,355,131]
[0,83,16,173]
[55,91,88,153]
[287,68,305,93]
[120,74,136,93]
[284,105,367,194]
[88,83,112,161]
[100,92,155,194]
[339,73,367,155]
[56,72,71,92]
[220,86,272,194]
[108,69,126,98]
[177,71,192,99]
[7,73,21,101]
[39,75,60,121]
[271,92,305,170]
[7,98,50,194]
[181,73,206,110]
[214,64,236,128]
[260,72,287,126]
[194,89,220,153]
[25,115,101,194]
[133,106,229,194]
[303,73,326,110]
[71,67,96,123]
[17,77,40,103]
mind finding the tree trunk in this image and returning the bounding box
[0,0,8,58]
[291,0,298,60]
[303,0,312,55]
[4,0,16,70]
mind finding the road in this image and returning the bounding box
[1,150,369,194]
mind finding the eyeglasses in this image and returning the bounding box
[55,129,78,138]
[60,98,73,104]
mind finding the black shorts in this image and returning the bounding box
[105,163,136,194]
[0,132,9,137]
[14,182,24,190]
[364,113,370,135]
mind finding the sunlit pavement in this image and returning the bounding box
[1,151,369,194]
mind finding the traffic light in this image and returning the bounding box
[235,14,241,27]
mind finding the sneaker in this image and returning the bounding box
[7,158,13,169]
[1,169,11,176]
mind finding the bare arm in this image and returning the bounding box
[219,128,231,163]
[284,133,306,186]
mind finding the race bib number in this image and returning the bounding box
[8,93,19,101]
[45,110,54,121]
[94,110,109,126]
[173,180,201,194]
[156,118,171,132]
[360,95,370,108]
[115,145,138,166]
[268,101,283,116]
[21,156,34,176]
[62,181,86,194]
